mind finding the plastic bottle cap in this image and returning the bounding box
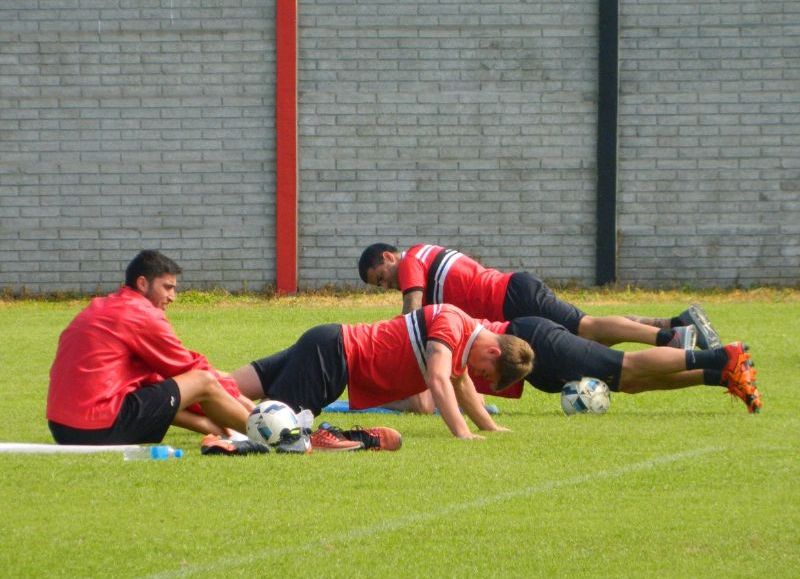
[174,449,184,458]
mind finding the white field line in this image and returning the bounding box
[145,446,724,579]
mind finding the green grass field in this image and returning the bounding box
[1,290,798,577]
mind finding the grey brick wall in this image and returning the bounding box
[1,0,798,294]
[0,1,277,294]
[618,0,800,287]
[298,0,600,287]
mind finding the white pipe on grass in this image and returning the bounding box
[0,442,141,454]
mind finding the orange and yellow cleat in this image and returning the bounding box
[721,343,762,414]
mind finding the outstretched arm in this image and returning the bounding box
[453,372,508,432]
[424,341,483,439]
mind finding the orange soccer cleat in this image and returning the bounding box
[342,425,403,451]
[310,424,364,452]
[721,343,762,414]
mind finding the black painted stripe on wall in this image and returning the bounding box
[596,0,619,285]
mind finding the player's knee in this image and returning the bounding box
[577,315,597,338]
[619,355,643,392]
[187,369,221,396]
[415,407,436,415]
[414,398,436,415]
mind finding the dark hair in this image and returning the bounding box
[124,250,182,289]
[358,243,398,283]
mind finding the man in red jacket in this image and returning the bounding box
[47,250,251,445]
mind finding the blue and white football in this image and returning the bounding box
[246,400,299,445]
[560,377,611,415]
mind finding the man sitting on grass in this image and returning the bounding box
[231,304,534,444]
[47,250,252,445]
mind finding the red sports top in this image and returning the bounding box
[47,287,240,429]
[342,304,484,409]
[397,244,512,322]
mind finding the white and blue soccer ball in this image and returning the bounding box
[246,400,300,446]
[560,377,611,416]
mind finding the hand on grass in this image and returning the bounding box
[458,432,486,440]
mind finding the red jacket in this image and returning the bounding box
[47,287,239,429]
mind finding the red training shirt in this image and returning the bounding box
[47,286,240,429]
[342,304,484,409]
[397,244,512,322]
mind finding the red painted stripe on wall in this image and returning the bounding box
[275,0,298,294]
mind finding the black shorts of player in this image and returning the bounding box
[507,317,623,393]
[502,272,586,334]
[48,378,181,445]
[249,323,348,416]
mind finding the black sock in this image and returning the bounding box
[670,316,684,328]
[703,369,724,386]
[656,329,673,346]
[685,348,728,370]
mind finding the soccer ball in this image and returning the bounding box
[560,377,611,416]
[246,400,300,446]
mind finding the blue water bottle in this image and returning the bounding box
[123,445,184,461]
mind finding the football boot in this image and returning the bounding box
[666,325,697,350]
[200,434,270,456]
[676,304,722,350]
[310,423,363,452]
[720,343,762,414]
[341,425,403,451]
[274,427,312,454]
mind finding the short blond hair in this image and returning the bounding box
[494,334,534,391]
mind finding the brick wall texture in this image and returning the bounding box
[1,0,798,294]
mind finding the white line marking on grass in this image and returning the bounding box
[146,446,723,579]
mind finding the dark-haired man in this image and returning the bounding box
[47,250,251,445]
[359,242,721,349]
[358,242,723,413]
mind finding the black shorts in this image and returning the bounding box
[507,317,623,392]
[503,272,586,334]
[48,378,181,445]
[250,324,348,416]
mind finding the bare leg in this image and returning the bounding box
[230,364,265,400]
[382,391,436,414]
[578,315,661,347]
[235,393,256,412]
[619,369,706,393]
[172,410,227,435]
[618,348,707,393]
[174,370,248,433]
[625,315,672,330]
